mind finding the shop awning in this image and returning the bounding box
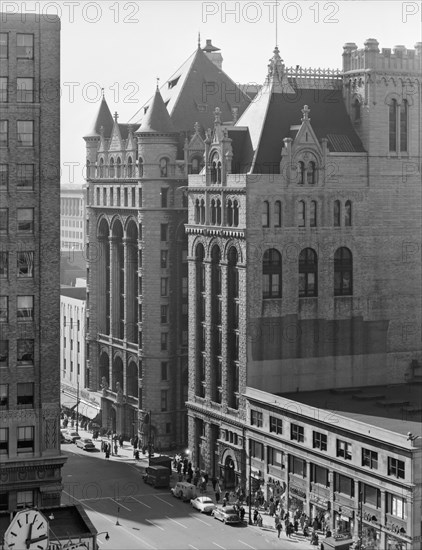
[61,395,100,419]
[61,395,77,410]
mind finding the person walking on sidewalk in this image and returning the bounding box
[276,521,282,538]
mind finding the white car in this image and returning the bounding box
[191,496,216,514]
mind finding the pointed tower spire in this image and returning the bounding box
[266,45,295,94]
[138,87,176,134]
[198,31,201,49]
[83,94,114,138]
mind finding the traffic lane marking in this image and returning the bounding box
[130,496,152,509]
[145,518,165,531]
[189,514,212,526]
[153,494,174,506]
[165,515,187,529]
[109,497,131,511]
[238,541,256,549]
[63,490,157,550]
[188,545,198,550]
[212,543,226,549]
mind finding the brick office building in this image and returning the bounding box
[83,42,250,448]
[186,39,422,507]
[0,14,66,511]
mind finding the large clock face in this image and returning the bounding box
[5,509,49,550]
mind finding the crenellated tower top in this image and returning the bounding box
[343,39,422,73]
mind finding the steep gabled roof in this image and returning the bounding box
[130,46,250,135]
[137,88,177,134]
[83,96,114,139]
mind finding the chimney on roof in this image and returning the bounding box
[202,39,223,70]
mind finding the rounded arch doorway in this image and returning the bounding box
[224,455,236,490]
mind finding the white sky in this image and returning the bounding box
[6,0,421,184]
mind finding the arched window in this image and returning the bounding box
[138,157,144,177]
[160,158,168,177]
[200,199,205,224]
[298,201,305,227]
[195,199,200,224]
[190,156,202,175]
[233,200,239,227]
[86,160,91,179]
[109,157,115,178]
[216,199,221,225]
[110,188,114,206]
[353,99,361,121]
[334,200,341,227]
[274,201,282,227]
[389,99,397,152]
[127,156,133,177]
[310,200,317,227]
[217,161,222,184]
[299,248,318,297]
[334,247,353,296]
[116,157,122,178]
[307,161,316,185]
[298,161,305,185]
[227,199,233,227]
[96,187,100,205]
[400,99,408,152]
[99,158,104,178]
[345,200,352,226]
[263,248,282,299]
[211,199,216,225]
[262,201,270,227]
[210,153,218,184]
[103,188,106,206]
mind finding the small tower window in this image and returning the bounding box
[307,161,316,185]
[116,157,122,178]
[400,100,408,152]
[233,200,239,227]
[298,201,305,227]
[298,161,305,185]
[127,156,133,178]
[217,161,222,184]
[216,199,221,225]
[274,201,281,227]
[389,99,397,152]
[262,201,270,227]
[310,200,317,227]
[138,158,144,178]
[227,199,233,227]
[353,99,361,121]
[211,199,216,225]
[109,158,115,178]
[345,200,352,226]
[200,199,205,224]
[334,200,341,227]
[160,158,168,177]
[195,199,200,224]
[99,158,104,178]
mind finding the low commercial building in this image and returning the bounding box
[245,383,422,550]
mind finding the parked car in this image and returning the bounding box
[75,438,96,451]
[212,506,240,524]
[171,482,197,502]
[143,465,170,488]
[191,496,216,514]
[65,431,81,443]
[60,431,73,444]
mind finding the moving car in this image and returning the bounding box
[212,506,240,524]
[191,496,216,514]
[65,431,81,443]
[75,437,95,451]
[171,482,197,502]
[60,431,73,444]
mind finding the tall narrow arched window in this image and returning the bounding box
[138,157,144,177]
[263,248,282,299]
[86,160,91,179]
[345,200,352,226]
[353,99,361,121]
[109,157,115,178]
[298,161,305,185]
[227,199,233,227]
[96,187,100,205]
[195,199,200,223]
[334,200,341,227]
[210,153,218,184]
[310,200,317,227]
[216,199,221,225]
[127,156,133,177]
[298,200,305,227]
[400,99,408,152]
[110,188,114,206]
[116,157,122,178]
[217,162,222,184]
[299,248,318,297]
[334,247,353,296]
[159,158,168,177]
[99,158,104,178]
[103,188,107,206]
[200,199,205,224]
[190,157,200,174]
[211,199,216,225]
[389,99,397,152]
[307,162,316,185]
[233,200,239,227]
[274,201,281,227]
[262,201,270,227]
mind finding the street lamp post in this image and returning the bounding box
[248,439,252,525]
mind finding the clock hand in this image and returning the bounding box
[27,534,48,545]
[26,519,36,549]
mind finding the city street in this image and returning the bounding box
[61,442,312,549]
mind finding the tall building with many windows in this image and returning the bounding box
[186,39,422,533]
[0,13,66,511]
[83,42,250,448]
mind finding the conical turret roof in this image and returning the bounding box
[83,95,114,138]
[137,88,176,134]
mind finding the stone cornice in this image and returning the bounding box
[186,401,244,429]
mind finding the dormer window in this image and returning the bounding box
[307,161,316,185]
[210,153,221,184]
[159,158,168,177]
[298,161,305,185]
[168,76,180,89]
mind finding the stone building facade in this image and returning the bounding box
[83,42,250,447]
[0,13,66,511]
[186,39,422,501]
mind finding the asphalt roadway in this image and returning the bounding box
[60,430,318,549]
